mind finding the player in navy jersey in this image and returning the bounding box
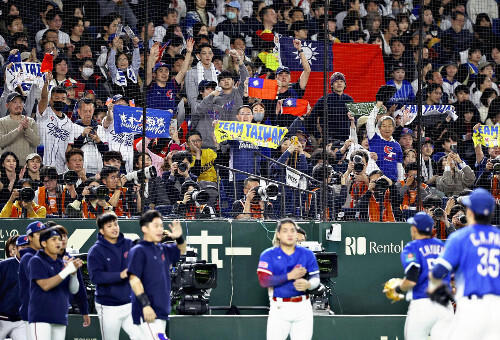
[128,211,186,339]
[0,235,29,339]
[366,100,404,182]
[384,212,453,340]
[430,188,500,339]
[257,218,320,340]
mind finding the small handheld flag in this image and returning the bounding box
[248,77,278,100]
[281,98,309,116]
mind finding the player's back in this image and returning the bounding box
[441,224,500,298]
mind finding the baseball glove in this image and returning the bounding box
[428,284,454,307]
[383,278,404,303]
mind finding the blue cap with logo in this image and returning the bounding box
[26,221,45,236]
[407,212,434,233]
[153,62,169,72]
[16,234,29,246]
[225,0,241,10]
[461,188,496,216]
[276,66,290,75]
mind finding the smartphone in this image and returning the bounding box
[124,26,135,39]
[115,24,123,37]
[170,118,178,131]
[450,144,458,153]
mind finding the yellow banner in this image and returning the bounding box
[473,125,500,147]
[214,121,288,149]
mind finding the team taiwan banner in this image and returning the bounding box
[214,121,288,149]
[113,105,173,138]
[472,125,500,147]
[403,105,458,126]
[5,62,45,92]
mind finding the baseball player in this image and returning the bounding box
[87,212,142,340]
[127,211,186,339]
[0,235,29,339]
[18,221,46,340]
[257,218,320,340]
[383,212,454,340]
[27,227,83,340]
[430,188,500,339]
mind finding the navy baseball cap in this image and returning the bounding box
[198,80,217,91]
[461,188,496,216]
[6,92,23,103]
[276,66,290,74]
[407,212,434,233]
[153,62,169,72]
[401,128,413,137]
[16,235,29,246]
[39,227,62,244]
[26,221,45,236]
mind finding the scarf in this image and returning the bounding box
[421,156,434,181]
[115,66,138,87]
[196,61,219,86]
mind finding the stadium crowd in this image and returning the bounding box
[0,0,498,233]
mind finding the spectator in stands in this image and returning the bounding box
[23,153,42,189]
[403,148,416,167]
[5,15,24,47]
[366,100,404,182]
[0,93,40,166]
[381,17,398,55]
[421,195,454,239]
[164,150,198,204]
[35,165,76,217]
[356,169,402,222]
[336,0,362,30]
[338,11,364,43]
[269,135,308,183]
[0,179,46,218]
[35,9,71,51]
[66,16,86,48]
[185,0,217,37]
[396,162,432,210]
[132,152,170,210]
[185,43,219,109]
[470,74,495,109]
[311,15,340,42]
[185,130,218,183]
[306,163,336,220]
[339,150,370,211]
[172,180,215,219]
[98,0,137,29]
[232,176,274,219]
[457,46,482,85]
[214,1,246,54]
[72,99,109,175]
[436,152,476,197]
[420,137,438,185]
[100,165,135,218]
[455,84,470,103]
[441,63,460,103]
[290,20,309,40]
[432,132,459,162]
[107,35,142,103]
[308,2,325,36]
[383,37,412,80]
[444,11,474,51]
[65,148,88,187]
[477,88,496,124]
[398,128,413,151]
[71,177,113,218]
[195,53,249,122]
[102,150,123,170]
[0,151,20,204]
[74,58,105,102]
[448,203,468,230]
[386,65,415,105]
[425,83,445,106]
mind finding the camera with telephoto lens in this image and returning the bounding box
[352,155,364,173]
[125,165,157,182]
[374,177,390,193]
[178,162,188,173]
[19,187,35,202]
[64,170,79,185]
[432,207,444,219]
[87,185,110,201]
[187,189,210,205]
[251,183,279,203]
[490,159,500,173]
[458,214,467,225]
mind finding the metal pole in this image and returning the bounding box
[140,0,149,214]
[322,0,330,220]
[416,0,424,212]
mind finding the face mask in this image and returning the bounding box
[82,67,94,77]
[253,111,265,122]
[52,100,66,112]
[226,12,237,20]
[392,9,401,16]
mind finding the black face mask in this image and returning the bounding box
[52,100,66,112]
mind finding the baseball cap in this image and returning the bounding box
[26,221,45,236]
[478,61,494,71]
[198,80,217,91]
[169,143,183,152]
[461,188,496,216]
[16,235,29,246]
[6,92,23,103]
[421,137,434,146]
[392,63,405,72]
[26,153,42,163]
[401,128,413,137]
[330,72,346,86]
[225,0,241,10]
[331,140,345,149]
[153,62,169,72]
[407,212,434,233]
[20,51,31,61]
[39,227,62,244]
[276,66,290,75]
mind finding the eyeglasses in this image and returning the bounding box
[117,58,128,62]
[190,139,202,143]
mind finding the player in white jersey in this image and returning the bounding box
[102,95,134,173]
[37,73,83,173]
[429,188,500,340]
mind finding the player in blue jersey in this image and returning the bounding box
[18,221,46,340]
[257,218,320,340]
[128,211,186,339]
[384,212,453,340]
[430,188,500,339]
[87,212,142,340]
[27,227,83,340]
[0,235,29,339]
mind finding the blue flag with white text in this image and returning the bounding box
[113,105,173,138]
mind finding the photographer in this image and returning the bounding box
[131,152,169,210]
[164,151,198,204]
[232,177,274,220]
[34,166,77,217]
[474,153,500,199]
[172,181,215,219]
[306,164,338,221]
[448,203,467,230]
[422,195,454,239]
[396,162,432,211]
[66,177,114,219]
[339,150,370,209]
[0,179,46,218]
[66,148,90,186]
[101,166,137,218]
[356,170,403,222]
[435,152,475,197]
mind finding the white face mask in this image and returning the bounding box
[226,12,237,20]
[82,67,94,77]
[253,111,265,122]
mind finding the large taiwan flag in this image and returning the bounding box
[278,37,385,105]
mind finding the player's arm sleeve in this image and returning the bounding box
[306,250,320,290]
[164,242,181,265]
[400,246,420,282]
[127,248,145,278]
[257,255,288,288]
[86,250,124,285]
[432,234,460,279]
[72,269,89,314]
[69,274,80,294]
